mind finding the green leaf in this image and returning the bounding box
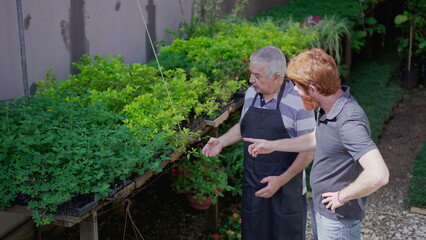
[365,17,377,25]
[394,14,408,25]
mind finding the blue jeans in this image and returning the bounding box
[311,205,362,240]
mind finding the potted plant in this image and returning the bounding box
[394,0,426,88]
[171,147,233,210]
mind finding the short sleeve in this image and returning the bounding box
[340,118,377,161]
[295,108,316,136]
[239,86,256,124]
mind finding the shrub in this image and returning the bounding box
[347,61,403,142]
[0,94,172,225]
[215,212,242,240]
[170,148,233,204]
[252,0,386,54]
[409,141,426,207]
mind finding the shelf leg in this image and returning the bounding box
[205,126,220,232]
[79,212,99,240]
[205,202,219,232]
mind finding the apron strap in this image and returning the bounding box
[250,81,287,109]
[275,81,286,110]
[251,93,259,107]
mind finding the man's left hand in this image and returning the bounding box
[322,192,344,213]
[255,176,284,198]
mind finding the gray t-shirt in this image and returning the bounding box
[311,86,377,220]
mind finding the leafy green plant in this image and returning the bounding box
[351,16,386,53]
[38,55,204,146]
[253,0,361,22]
[161,20,316,85]
[170,148,233,204]
[281,14,350,65]
[0,94,174,225]
[160,20,317,118]
[307,15,351,65]
[214,212,242,239]
[121,68,209,134]
[174,0,224,39]
[216,108,244,197]
[155,20,318,121]
[394,0,426,69]
[252,0,385,54]
[229,0,249,20]
[146,51,194,72]
[409,140,426,207]
[172,0,248,40]
[347,61,403,143]
[220,142,243,197]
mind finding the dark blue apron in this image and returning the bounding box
[240,83,304,240]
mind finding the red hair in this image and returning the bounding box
[286,48,341,96]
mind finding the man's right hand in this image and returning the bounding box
[202,138,224,157]
[243,138,274,157]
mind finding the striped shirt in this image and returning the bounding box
[240,79,315,138]
[240,79,316,194]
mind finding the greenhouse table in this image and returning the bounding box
[3,97,244,239]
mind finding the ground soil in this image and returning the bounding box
[360,87,426,240]
[52,86,426,240]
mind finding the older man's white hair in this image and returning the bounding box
[249,46,286,79]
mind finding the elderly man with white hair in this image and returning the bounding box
[203,46,315,240]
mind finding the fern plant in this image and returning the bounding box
[309,15,351,65]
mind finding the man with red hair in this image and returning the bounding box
[244,48,389,240]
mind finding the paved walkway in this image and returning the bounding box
[306,88,426,240]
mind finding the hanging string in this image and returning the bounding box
[135,0,182,132]
[122,199,146,240]
[122,202,128,240]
